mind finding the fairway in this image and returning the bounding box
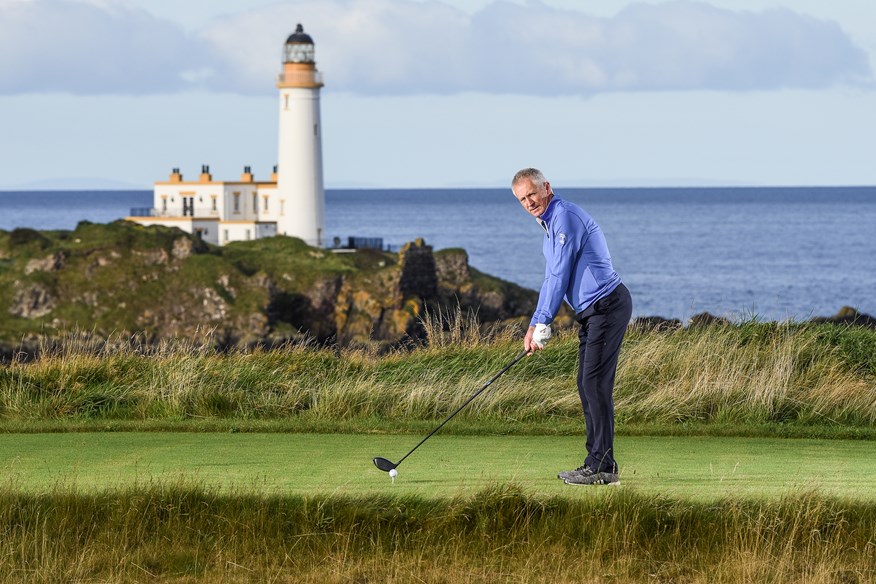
[0,432,876,500]
[2,432,874,501]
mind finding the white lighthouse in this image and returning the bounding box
[128,25,327,247]
[276,23,325,247]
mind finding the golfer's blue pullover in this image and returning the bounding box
[530,196,621,327]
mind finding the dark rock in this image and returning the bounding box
[810,306,876,328]
[8,228,51,249]
[25,251,66,274]
[9,283,56,318]
[399,238,438,299]
[631,315,682,332]
[267,275,342,341]
[434,248,471,287]
[134,248,169,265]
[688,312,731,327]
[172,237,194,260]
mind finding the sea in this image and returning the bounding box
[1,186,874,323]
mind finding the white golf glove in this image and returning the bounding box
[531,323,552,349]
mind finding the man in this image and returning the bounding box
[512,168,632,486]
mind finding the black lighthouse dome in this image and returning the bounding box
[284,24,316,63]
[286,23,314,45]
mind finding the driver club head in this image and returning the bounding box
[372,457,397,472]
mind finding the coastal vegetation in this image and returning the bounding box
[0,221,536,355]
[2,481,874,583]
[0,318,874,580]
[1,318,874,436]
[2,223,875,582]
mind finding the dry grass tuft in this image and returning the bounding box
[1,320,874,429]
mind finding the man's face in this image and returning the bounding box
[512,177,553,218]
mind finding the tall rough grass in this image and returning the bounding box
[617,322,876,426]
[0,319,874,430]
[0,481,873,583]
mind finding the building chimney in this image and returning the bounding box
[200,165,212,183]
[241,165,254,183]
[270,164,278,183]
[169,167,183,183]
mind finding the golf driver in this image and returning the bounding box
[373,348,528,473]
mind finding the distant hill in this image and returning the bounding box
[2,178,150,191]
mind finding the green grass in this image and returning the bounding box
[3,432,874,501]
[2,322,875,433]
[1,320,875,580]
[1,476,874,582]
[2,432,875,582]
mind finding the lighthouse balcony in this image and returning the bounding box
[130,208,221,218]
[276,71,324,86]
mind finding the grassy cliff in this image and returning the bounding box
[0,222,536,353]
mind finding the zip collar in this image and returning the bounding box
[537,196,561,235]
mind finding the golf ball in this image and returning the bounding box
[389,469,398,478]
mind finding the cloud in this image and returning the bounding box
[0,0,871,96]
[197,0,473,94]
[0,0,208,94]
[586,2,874,92]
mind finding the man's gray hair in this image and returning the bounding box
[512,167,547,188]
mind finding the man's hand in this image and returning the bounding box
[525,323,552,354]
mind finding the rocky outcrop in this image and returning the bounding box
[330,240,526,346]
[9,283,56,318]
[630,307,876,332]
[434,248,470,287]
[172,237,194,260]
[688,312,732,328]
[25,252,66,274]
[810,306,876,328]
[432,248,538,323]
[399,239,438,299]
[631,315,683,332]
[0,222,537,355]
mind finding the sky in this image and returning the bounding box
[0,0,874,189]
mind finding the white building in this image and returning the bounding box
[128,24,325,247]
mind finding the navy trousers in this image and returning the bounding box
[575,283,632,473]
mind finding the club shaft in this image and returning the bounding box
[394,349,528,467]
